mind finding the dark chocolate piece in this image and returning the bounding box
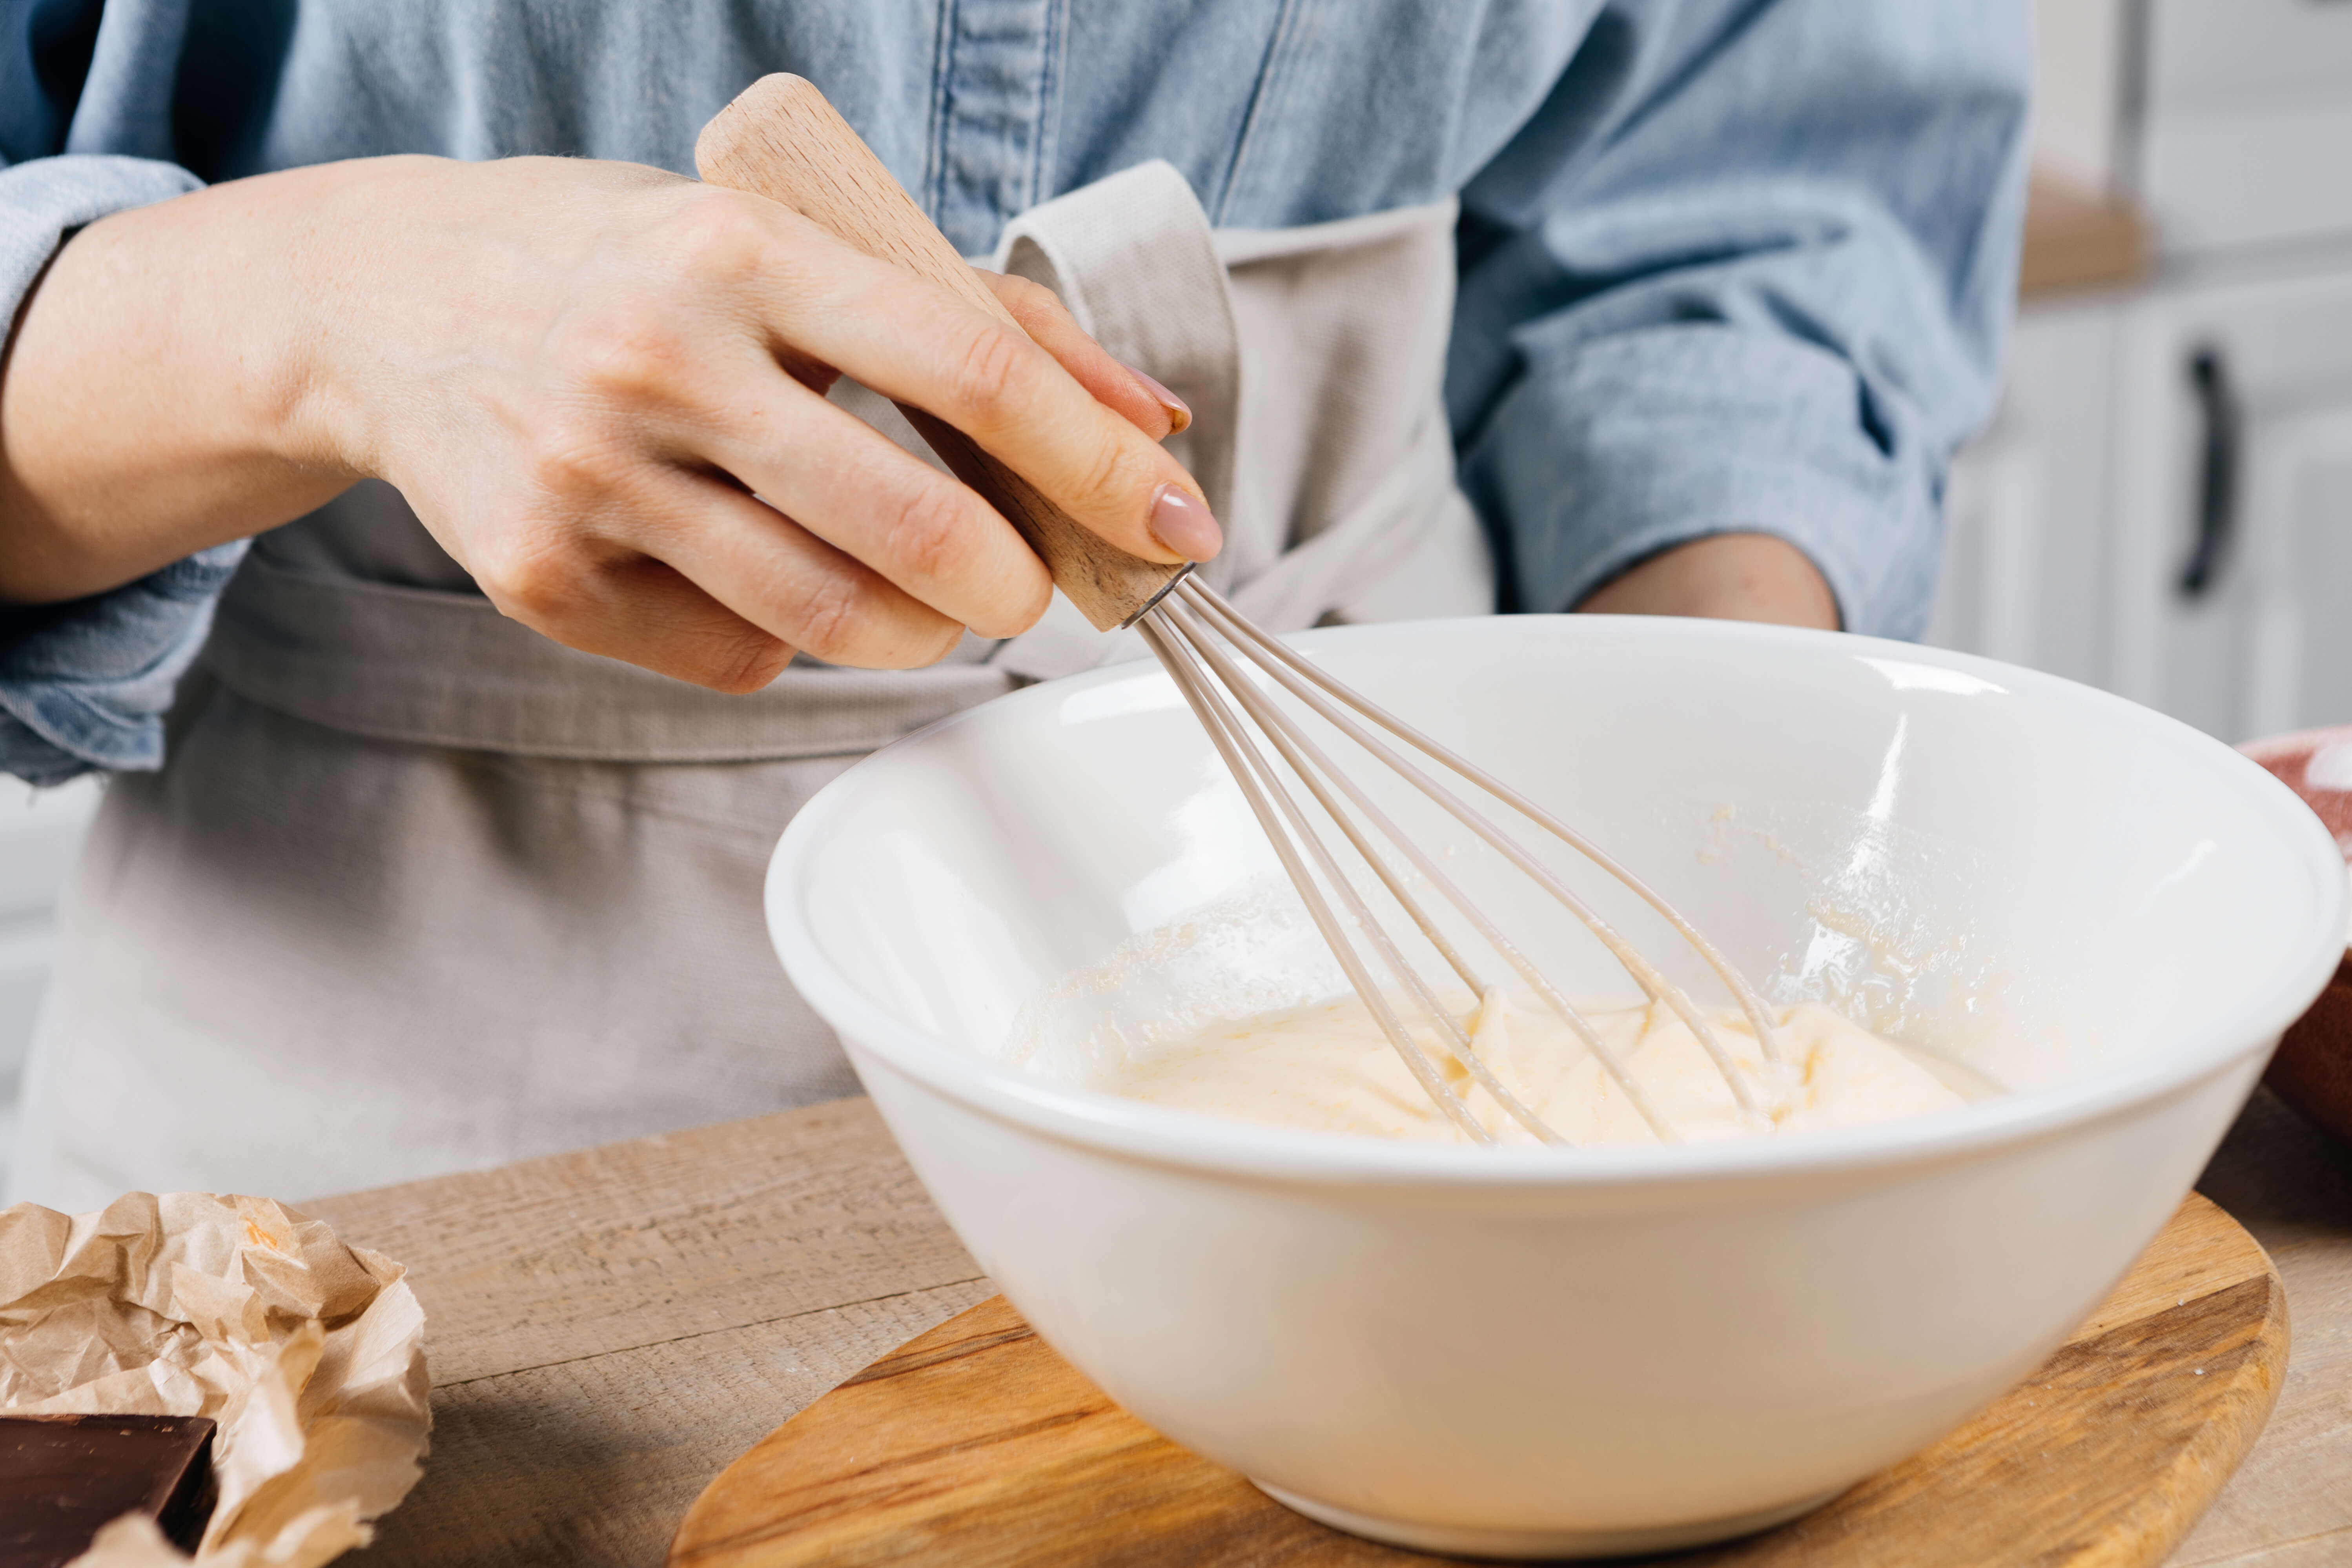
[0,1413,217,1568]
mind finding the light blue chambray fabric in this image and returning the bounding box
[0,0,2031,782]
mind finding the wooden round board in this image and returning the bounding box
[669,1193,2285,1568]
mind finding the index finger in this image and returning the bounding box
[745,207,1224,569]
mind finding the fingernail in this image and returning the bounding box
[1147,483,1222,561]
[1122,363,1191,435]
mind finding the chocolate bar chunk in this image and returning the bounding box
[0,1413,217,1568]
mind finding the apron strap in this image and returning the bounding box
[987,162,1243,682]
[986,166,1488,683]
[993,161,1242,540]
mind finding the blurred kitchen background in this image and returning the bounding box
[1930,0,2352,743]
[0,0,2344,1165]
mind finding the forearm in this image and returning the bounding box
[7,141,1216,688]
[0,164,367,605]
[1453,2,2027,641]
[1576,533,1838,630]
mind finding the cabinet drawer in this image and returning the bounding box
[2138,0,2352,253]
[2145,0,2352,106]
[2108,266,2352,740]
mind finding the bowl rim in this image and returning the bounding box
[767,616,2350,1189]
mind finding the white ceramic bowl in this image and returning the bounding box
[766,617,2345,1559]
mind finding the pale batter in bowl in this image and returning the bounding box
[1100,994,1987,1147]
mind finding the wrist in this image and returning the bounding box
[242,158,445,480]
[0,165,381,601]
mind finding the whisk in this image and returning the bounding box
[699,76,1786,1147]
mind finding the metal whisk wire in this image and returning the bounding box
[1138,577,1786,1147]
[692,78,1785,1147]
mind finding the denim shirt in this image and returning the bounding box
[0,0,2030,785]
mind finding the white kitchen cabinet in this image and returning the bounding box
[1926,2,2352,742]
[2133,0,2352,255]
[1926,297,2128,690]
[2107,259,2352,741]
[1934,253,2352,744]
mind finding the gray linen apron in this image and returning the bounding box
[7,166,1491,1210]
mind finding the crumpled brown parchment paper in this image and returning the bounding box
[0,1191,430,1568]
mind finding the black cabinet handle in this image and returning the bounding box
[2178,345,2240,600]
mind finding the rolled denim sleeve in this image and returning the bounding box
[3,150,221,781]
[0,542,245,784]
[1447,1,2031,636]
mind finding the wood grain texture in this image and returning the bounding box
[260,1086,2352,1568]
[2184,1539,2352,1568]
[693,73,1188,632]
[300,1099,992,1568]
[303,1098,979,1386]
[2171,1090,2352,1567]
[669,1194,2285,1568]
[351,1284,993,1568]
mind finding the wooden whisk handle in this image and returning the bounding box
[694,73,1187,631]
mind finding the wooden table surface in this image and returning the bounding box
[309,1087,2352,1568]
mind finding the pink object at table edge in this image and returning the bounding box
[2238,724,2352,1147]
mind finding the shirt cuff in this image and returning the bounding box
[0,153,221,783]
[1460,323,1941,638]
[2,154,203,325]
[0,542,250,783]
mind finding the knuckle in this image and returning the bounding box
[944,321,1034,425]
[879,478,980,585]
[1065,430,1138,511]
[659,186,766,279]
[703,629,793,694]
[476,531,590,626]
[554,309,692,405]
[521,414,634,501]
[788,573,871,666]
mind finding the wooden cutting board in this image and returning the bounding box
[668,1193,2284,1567]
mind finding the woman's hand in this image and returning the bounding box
[0,155,1212,689]
[1576,534,1838,630]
